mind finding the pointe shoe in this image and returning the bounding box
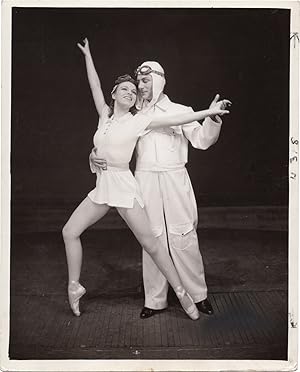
[68,281,86,317]
[175,286,200,320]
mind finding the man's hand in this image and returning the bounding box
[89,148,107,171]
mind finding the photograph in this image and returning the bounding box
[1,1,298,371]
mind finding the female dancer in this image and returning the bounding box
[62,38,230,320]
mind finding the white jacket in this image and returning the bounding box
[135,95,222,171]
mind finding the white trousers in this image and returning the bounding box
[135,167,207,310]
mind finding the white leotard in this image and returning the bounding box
[88,106,151,208]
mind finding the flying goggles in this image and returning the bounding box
[134,65,165,77]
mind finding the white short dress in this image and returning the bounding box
[88,107,151,208]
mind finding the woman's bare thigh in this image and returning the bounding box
[64,197,110,237]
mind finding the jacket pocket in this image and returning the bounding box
[168,222,196,251]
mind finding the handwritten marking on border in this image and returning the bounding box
[290,32,299,48]
[290,137,298,180]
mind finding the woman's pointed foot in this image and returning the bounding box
[68,281,86,316]
[175,286,200,320]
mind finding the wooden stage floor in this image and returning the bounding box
[10,290,287,360]
[9,227,288,360]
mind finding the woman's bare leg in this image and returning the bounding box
[62,197,110,315]
[117,200,199,319]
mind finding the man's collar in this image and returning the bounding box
[155,94,171,112]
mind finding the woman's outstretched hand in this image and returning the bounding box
[209,94,232,109]
[77,38,91,56]
[215,98,232,110]
[208,107,230,117]
[209,94,232,121]
[209,97,232,116]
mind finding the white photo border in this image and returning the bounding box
[1,0,299,371]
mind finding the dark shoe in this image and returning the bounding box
[196,299,214,315]
[140,307,164,319]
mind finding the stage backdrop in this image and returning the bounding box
[11,8,290,207]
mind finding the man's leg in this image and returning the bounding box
[160,169,213,315]
[142,230,169,310]
[117,200,200,320]
[135,171,169,317]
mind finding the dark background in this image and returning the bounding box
[9,8,289,359]
[11,7,290,207]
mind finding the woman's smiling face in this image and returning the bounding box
[112,81,137,108]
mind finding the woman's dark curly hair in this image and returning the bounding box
[108,74,138,117]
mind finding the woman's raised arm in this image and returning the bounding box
[77,38,107,117]
[147,99,231,130]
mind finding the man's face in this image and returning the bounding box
[137,74,153,101]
